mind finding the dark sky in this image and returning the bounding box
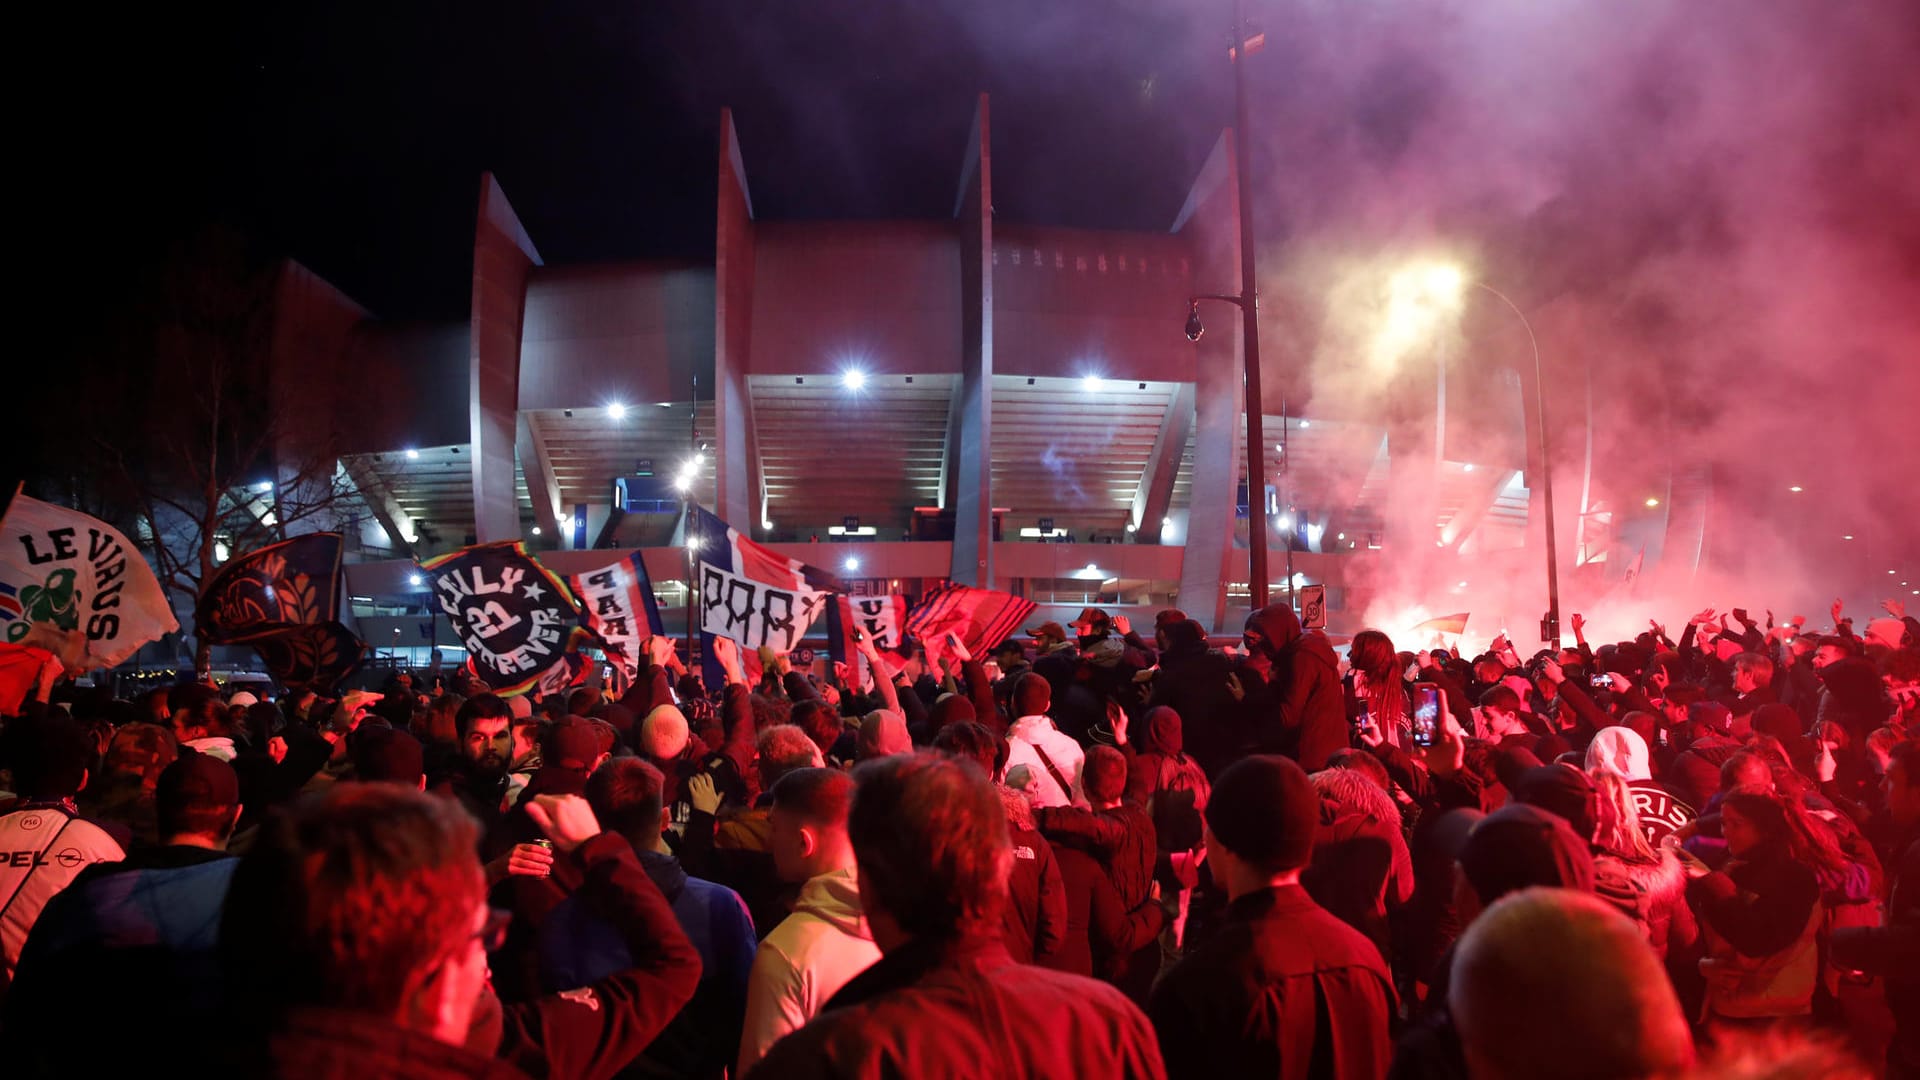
[33,1,1228,322]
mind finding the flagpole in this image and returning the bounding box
[684,372,699,665]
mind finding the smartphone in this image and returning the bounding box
[1590,674,1610,688]
[1412,683,1440,748]
[851,627,865,644]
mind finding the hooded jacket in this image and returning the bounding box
[1000,786,1068,967]
[1301,768,1414,962]
[1238,605,1348,771]
[737,868,883,1076]
[1123,707,1211,854]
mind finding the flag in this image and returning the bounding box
[904,584,1036,666]
[0,645,58,715]
[253,621,367,691]
[826,594,911,682]
[1619,547,1645,591]
[1412,612,1471,636]
[195,533,343,644]
[690,507,838,688]
[421,541,582,697]
[0,493,178,672]
[568,552,664,681]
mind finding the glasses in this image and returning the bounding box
[475,907,512,952]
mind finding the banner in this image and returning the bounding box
[0,493,178,672]
[1412,612,1471,636]
[253,620,367,691]
[904,584,1036,666]
[195,533,343,644]
[690,507,839,688]
[568,552,664,680]
[827,594,909,683]
[422,541,582,697]
[698,561,830,654]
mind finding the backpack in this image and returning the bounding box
[1150,754,1211,853]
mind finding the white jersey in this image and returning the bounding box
[0,802,125,979]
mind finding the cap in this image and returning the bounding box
[1457,803,1596,906]
[157,751,240,811]
[540,716,605,772]
[1204,755,1318,872]
[350,727,425,785]
[1026,621,1067,643]
[227,691,259,709]
[506,693,534,720]
[1068,607,1111,633]
[1153,608,1189,632]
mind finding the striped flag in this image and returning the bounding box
[691,507,840,687]
[905,584,1035,666]
[1411,612,1471,636]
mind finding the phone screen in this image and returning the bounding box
[1412,684,1441,747]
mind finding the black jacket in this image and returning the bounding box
[1238,605,1348,772]
[1150,885,1394,1080]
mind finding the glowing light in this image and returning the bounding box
[686,535,704,551]
[1892,569,1900,575]
[761,518,774,531]
[845,556,861,572]
[1086,562,1098,571]
[1423,264,1466,304]
[1645,497,1660,508]
[213,542,229,564]
[694,450,706,465]
[1463,463,1474,473]
[1125,521,1137,533]
[1081,374,1102,392]
[606,402,628,419]
[672,474,692,493]
[405,448,420,460]
[1789,485,1803,493]
[1276,514,1294,530]
[408,574,423,586]
[254,481,274,493]
[841,369,867,391]
[1843,535,1854,540]
[1298,420,1310,429]
[1336,532,1346,540]
[1458,581,1469,588]
[1162,516,1173,528]
[531,526,542,536]
[1372,262,1468,372]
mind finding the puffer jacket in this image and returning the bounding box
[1591,848,1696,961]
[1689,843,1823,1019]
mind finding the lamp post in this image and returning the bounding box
[1183,0,1272,610]
[1471,281,1560,648]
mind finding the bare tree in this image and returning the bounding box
[78,226,369,672]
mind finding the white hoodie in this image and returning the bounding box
[736,867,882,1075]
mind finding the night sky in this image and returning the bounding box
[34,1,1225,323]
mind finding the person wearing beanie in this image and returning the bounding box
[1148,755,1393,1080]
[1234,604,1348,772]
[1390,802,1599,1080]
[349,726,427,789]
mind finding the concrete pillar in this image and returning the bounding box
[714,109,756,530]
[1172,132,1243,633]
[469,173,542,543]
[951,94,994,588]
[515,411,563,547]
[1134,382,1195,542]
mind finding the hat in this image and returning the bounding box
[1204,755,1318,871]
[1513,764,1599,842]
[540,717,605,772]
[1068,607,1111,634]
[156,751,240,811]
[1153,609,1189,632]
[1457,803,1596,906]
[506,694,534,720]
[227,691,259,709]
[350,727,425,785]
[1026,621,1067,643]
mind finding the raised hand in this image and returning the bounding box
[1225,672,1245,703]
[524,794,602,855]
[1570,613,1586,634]
[1831,598,1845,626]
[687,772,722,816]
[946,632,973,664]
[710,635,745,684]
[1105,699,1130,745]
[1884,598,1908,620]
[1113,615,1133,637]
[1691,608,1716,626]
[1649,619,1666,638]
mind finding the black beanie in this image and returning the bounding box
[1514,764,1599,843]
[1458,803,1596,906]
[1204,755,1317,871]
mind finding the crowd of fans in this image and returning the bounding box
[0,596,1914,1078]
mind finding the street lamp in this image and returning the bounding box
[1181,0,1273,610]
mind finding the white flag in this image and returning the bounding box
[0,495,178,672]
